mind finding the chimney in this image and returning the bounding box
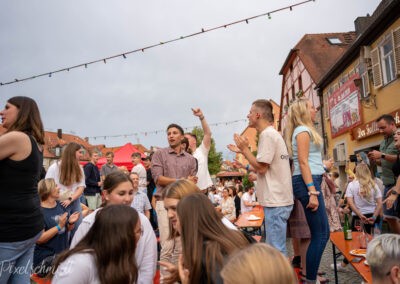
[354,15,372,36]
[57,129,62,139]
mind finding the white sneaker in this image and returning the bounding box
[330,261,347,272]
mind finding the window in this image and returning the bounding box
[358,62,370,98]
[371,28,400,88]
[327,37,342,45]
[380,36,396,84]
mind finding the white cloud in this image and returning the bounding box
[0,0,381,157]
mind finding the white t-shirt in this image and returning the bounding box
[241,192,256,213]
[193,141,213,190]
[45,161,86,201]
[52,252,100,284]
[131,163,147,190]
[221,217,237,230]
[256,126,293,207]
[71,208,157,284]
[345,180,382,215]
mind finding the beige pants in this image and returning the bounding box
[85,194,102,210]
[156,200,170,263]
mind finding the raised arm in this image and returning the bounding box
[192,108,211,149]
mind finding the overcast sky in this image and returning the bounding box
[0,0,380,159]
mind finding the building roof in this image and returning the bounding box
[0,125,149,160]
[279,32,357,83]
[316,0,400,89]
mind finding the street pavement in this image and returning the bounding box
[287,239,365,284]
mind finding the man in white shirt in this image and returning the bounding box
[185,108,213,193]
[229,99,294,256]
[240,187,258,213]
[131,152,147,194]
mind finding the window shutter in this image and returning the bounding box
[370,47,383,88]
[361,72,370,98]
[392,27,400,75]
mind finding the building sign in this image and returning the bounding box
[329,74,362,138]
[352,108,400,140]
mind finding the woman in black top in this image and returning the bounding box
[228,186,241,218]
[0,96,44,283]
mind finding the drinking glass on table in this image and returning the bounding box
[354,219,363,232]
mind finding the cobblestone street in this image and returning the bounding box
[287,239,365,284]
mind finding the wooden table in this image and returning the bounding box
[330,232,372,284]
[235,206,264,236]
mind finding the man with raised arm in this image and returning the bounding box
[185,108,213,193]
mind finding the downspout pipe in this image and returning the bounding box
[317,88,328,157]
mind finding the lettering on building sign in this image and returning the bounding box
[395,111,400,124]
[352,109,400,140]
[356,122,379,139]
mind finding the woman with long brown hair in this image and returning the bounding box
[158,179,199,283]
[71,171,157,284]
[0,96,44,283]
[177,193,251,284]
[52,205,141,283]
[45,142,85,238]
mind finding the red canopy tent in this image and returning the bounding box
[96,143,145,171]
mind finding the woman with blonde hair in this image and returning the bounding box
[346,163,382,233]
[45,142,85,238]
[220,243,297,284]
[0,96,44,283]
[333,163,382,271]
[33,178,80,277]
[285,98,329,284]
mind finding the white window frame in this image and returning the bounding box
[380,35,396,84]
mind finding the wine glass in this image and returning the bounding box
[354,219,362,233]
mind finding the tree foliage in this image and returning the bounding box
[191,126,223,175]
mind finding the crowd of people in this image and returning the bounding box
[1,96,400,284]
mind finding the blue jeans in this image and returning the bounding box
[0,231,42,284]
[264,205,293,256]
[292,175,330,281]
[67,198,83,241]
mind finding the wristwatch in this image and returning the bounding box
[381,153,386,159]
[68,197,73,201]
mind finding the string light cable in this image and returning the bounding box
[0,0,315,86]
[85,118,248,141]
